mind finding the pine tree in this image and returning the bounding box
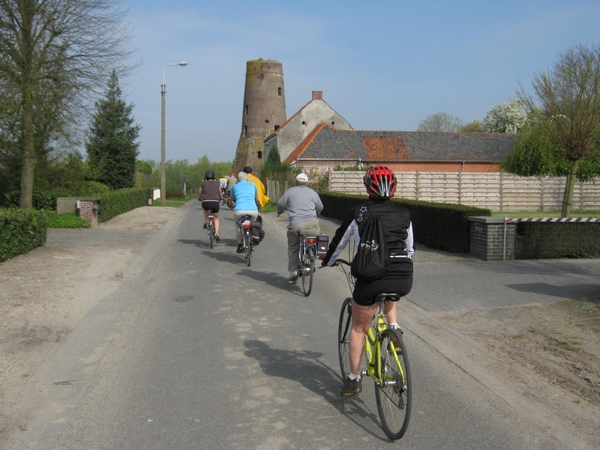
[86,71,141,189]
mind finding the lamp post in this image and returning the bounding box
[160,61,187,206]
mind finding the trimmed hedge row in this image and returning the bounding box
[320,192,491,253]
[0,208,47,262]
[3,183,111,210]
[98,188,149,223]
[4,189,73,210]
[516,222,600,259]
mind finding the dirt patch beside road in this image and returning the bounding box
[0,207,177,440]
[432,298,600,448]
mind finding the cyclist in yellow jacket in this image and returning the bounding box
[243,166,269,208]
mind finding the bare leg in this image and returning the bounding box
[214,212,220,235]
[384,301,397,325]
[349,301,378,376]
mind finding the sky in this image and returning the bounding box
[121,0,600,165]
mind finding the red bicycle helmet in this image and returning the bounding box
[364,166,397,199]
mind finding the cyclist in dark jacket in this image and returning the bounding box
[322,166,414,396]
[198,170,222,242]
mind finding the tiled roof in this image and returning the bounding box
[286,126,515,163]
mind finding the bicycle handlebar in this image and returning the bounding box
[333,259,351,266]
[319,258,351,269]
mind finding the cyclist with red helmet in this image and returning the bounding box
[322,166,414,396]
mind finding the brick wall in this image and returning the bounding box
[56,197,99,226]
[469,217,516,261]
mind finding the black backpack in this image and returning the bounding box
[351,206,390,281]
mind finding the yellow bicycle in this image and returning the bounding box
[335,259,412,440]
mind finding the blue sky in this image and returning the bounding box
[123,0,600,164]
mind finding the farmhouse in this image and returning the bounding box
[264,91,353,164]
[265,91,515,173]
[283,125,515,173]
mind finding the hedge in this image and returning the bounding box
[4,189,73,210]
[98,188,149,223]
[516,222,600,259]
[320,192,491,253]
[0,208,47,262]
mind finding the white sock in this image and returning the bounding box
[348,373,360,381]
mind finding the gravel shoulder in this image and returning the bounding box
[1,206,599,448]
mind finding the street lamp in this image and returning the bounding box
[161,61,187,206]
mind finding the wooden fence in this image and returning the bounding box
[266,180,290,205]
[328,171,600,211]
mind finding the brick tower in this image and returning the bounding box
[233,59,286,173]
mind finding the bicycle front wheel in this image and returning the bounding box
[300,249,314,296]
[375,328,412,440]
[337,297,352,380]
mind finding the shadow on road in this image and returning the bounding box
[243,339,390,442]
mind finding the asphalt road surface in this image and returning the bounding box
[9,202,565,449]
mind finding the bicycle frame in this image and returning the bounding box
[363,304,406,388]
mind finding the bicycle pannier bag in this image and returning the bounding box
[351,207,389,281]
[250,215,265,244]
[317,234,329,259]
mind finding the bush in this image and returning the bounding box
[4,189,74,211]
[97,188,148,223]
[73,181,110,197]
[319,192,491,253]
[166,190,185,199]
[0,208,47,262]
[46,211,91,229]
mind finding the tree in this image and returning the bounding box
[417,112,464,132]
[460,120,482,132]
[85,71,141,189]
[135,160,153,188]
[0,0,135,208]
[259,146,297,184]
[481,98,528,133]
[519,43,600,217]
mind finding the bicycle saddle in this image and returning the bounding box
[373,293,401,302]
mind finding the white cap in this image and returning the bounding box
[296,173,309,182]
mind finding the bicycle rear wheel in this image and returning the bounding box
[208,224,214,249]
[300,248,314,296]
[245,232,252,266]
[337,297,352,380]
[375,328,412,440]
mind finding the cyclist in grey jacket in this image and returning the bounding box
[277,173,323,283]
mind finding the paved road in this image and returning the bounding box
[9,202,597,449]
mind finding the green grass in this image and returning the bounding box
[491,210,600,218]
[46,212,91,228]
[151,195,194,207]
[260,201,278,213]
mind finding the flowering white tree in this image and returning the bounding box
[481,98,528,133]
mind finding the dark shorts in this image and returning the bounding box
[353,277,413,307]
[202,201,220,213]
[352,260,413,306]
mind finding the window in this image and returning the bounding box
[257,151,263,159]
[301,120,306,125]
[265,119,269,123]
[244,105,248,115]
[278,87,282,96]
[274,125,280,131]
[243,125,247,137]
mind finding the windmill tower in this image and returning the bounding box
[233,59,286,173]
